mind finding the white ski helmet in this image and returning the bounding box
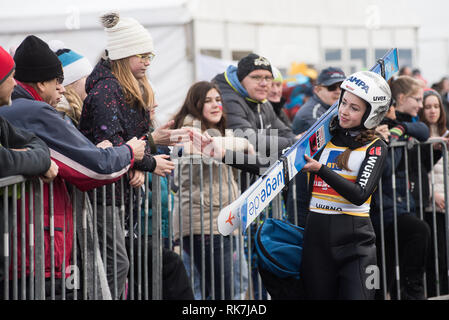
[338,70,392,129]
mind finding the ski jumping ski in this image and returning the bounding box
[217,48,399,236]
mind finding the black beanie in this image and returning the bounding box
[14,35,64,83]
[237,53,272,82]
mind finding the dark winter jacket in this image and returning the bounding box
[80,58,156,172]
[370,113,430,231]
[0,115,51,178]
[271,97,292,129]
[79,58,157,207]
[292,93,331,135]
[410,140,442,212]
[213,66,297,160]
[0,114,51,282]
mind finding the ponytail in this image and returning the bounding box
[336,129,381,171]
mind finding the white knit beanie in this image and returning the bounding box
[101,12,154,61]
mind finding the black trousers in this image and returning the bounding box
[182,235,233,300]
[424,211,448,297]
[374,213,430,299]
[126,236,194,300]
[302,212,377,300]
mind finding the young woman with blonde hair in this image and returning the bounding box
[79,12,192,299]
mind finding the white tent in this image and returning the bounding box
[0,0,195,125]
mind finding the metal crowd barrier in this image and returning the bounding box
[376,138,449,300]
[0,138,448,300]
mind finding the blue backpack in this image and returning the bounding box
[255,218,304,280]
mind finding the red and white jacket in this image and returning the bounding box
[1,83,135,278]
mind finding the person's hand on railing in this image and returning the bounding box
[128,169,145,188]
[375,124,391,143]
[126,137,146,161]
[389,124,405,143]
[430,137,449,151]
[433,192,446,211]
[153,154,175,177]
[40,160,59,183]
[96,139,113,149]
[151,120,192,146]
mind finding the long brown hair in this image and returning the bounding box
[172,81,227,135]
[336,129,381,171]
[419,90,447,136]
[110,57,154,110]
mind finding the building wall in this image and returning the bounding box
[0,1,195,125]
[190,0,448,85]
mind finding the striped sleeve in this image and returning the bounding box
[16,103,133,191]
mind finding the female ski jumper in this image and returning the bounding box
[301,70,392,300]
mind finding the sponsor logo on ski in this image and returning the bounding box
[247,167,285,219]
[225,211,235,226]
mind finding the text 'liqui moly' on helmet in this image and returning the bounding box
[338,71,392,129]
